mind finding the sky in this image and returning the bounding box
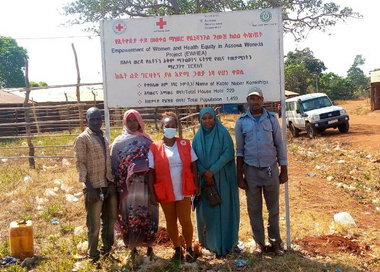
[0,0,379,101]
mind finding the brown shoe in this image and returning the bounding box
[253,244,264,256]
[273,243,284,256]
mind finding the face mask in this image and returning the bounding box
[164,128,177,139]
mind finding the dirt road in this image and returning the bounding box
[296,99,380,151]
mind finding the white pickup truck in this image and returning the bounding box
[285,93,349,138]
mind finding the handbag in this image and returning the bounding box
[202,185,222,207]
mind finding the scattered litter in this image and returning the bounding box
[11,200,16,203]
[342,184,356,191]
[77,241,88,254]
[65,194,79,202]
[37,140,43,145]
[54,179,62,185]
[74,226,85,235]
[335,269,341,272]
[333,212,356,227]
[62,158,71,166]
[376,207,380,212]
[51,218,59,225]
[44,188,58,197]
[306,173,317,177]
[315,164,326,170]
[326,176,334,182]
[23,175,33,183]
[365,155,372,159]
[236,259,249,267]
[74,192,82,197]
[61,183,73,193]
[334,145,342,151]
[36,196,47,204]
[72,261,87,271]
[1,158,8,162]
[0,256,18,266]
[206,270,216,272]
[336,160,345,164]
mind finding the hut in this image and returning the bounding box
[370,69,380,111]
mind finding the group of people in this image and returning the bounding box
[74,87,288,263]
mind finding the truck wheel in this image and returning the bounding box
[289,123,300,137]
[306,123,316,139]
[338,122,349,133]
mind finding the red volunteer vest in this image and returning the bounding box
[149,138,196,203]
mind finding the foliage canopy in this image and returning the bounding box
[284,48,368,99]
[0,36,28,88]
[62,0,361,40]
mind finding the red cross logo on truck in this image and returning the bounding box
[156,18,167,29]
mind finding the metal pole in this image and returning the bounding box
[278,7,291,250]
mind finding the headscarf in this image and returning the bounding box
[193,107,230,171]
[111,109,152,204]
[122,109,152,141]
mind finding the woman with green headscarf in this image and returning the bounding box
[192,107,240,257]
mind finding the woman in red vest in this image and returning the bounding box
[148,112,199,262]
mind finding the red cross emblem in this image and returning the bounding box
[115,23,124,32]
[156,18,167,29]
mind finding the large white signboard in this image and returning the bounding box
[100,8,283,107]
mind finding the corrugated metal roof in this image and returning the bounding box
[0,89,27,104]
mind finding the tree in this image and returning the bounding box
[29,81,39,87]
[346,55,369,93]
[319,72,355,100]
[29,81,48,87]
[284,64,311,94]
[285,48,326,75]
[0,36,28,88]
[284,48,326,94]
[62,0,361,40]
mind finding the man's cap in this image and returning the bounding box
[247,87,263,98]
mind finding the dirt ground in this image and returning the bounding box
[285,99,380,267]
[313,99,380,151]
[1,99,379,271]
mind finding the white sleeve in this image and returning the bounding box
[148,149,155,169]
[191,147,198,162]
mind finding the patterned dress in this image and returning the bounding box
[111,132,158,248]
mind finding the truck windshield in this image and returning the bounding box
[301,96,332,111]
